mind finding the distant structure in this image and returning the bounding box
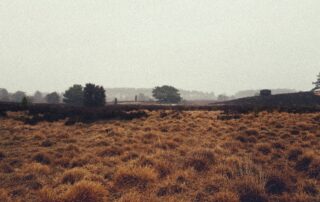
[260,89,272,97]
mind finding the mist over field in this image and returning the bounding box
[1,0,320,94]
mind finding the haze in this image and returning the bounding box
[1,0,320,95]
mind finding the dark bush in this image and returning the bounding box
[295,156,313,172]
[33,153,51,165]
[265,174,289,195]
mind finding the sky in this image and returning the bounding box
[1,0,320,95]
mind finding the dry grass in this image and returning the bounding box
[0,110,319,201]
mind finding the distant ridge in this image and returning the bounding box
[215,92,320,107]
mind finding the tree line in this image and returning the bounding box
[0,84,183,107]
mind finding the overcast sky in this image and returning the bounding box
[1,0,320,95]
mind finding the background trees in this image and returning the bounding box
[33,91,44,103]
[45,92,60,104]
[312,72,320,91]
[83,83,106,107]
[0,88,10,102]
[11,91,26,103]
[63,85,84,106]
[152,85,182,103]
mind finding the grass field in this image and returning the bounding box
[0,110,319,201]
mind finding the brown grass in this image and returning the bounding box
[0,111,319,201]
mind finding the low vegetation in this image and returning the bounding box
[0,110,319,201]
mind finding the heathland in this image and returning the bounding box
[0,110,319,202]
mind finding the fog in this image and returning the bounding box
[1,0,320,94]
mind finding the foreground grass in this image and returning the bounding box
[0,111,319,201]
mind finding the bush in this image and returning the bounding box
[295,156,313,172]
[185,149,215,172]
[114,166,157,190]
[33,153,51,165]
[0,151,5,161]
[157,184,184,197]
[61,168,88,185]
[63,181,107,202]
[265,173,289,195]
[287,149,302,161]
[235,177,267,202]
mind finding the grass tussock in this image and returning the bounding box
[63,181,107,202]
[114,165,157,190]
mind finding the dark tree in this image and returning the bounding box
[21,96,29,108]
[63,84,84,106]
[83,83,106,107]
[45,92,60,104]
[12,91,26,103]
[260,89,272,96]
[0,88,10,102]
[152,85,182,103]
[312,72,320,91]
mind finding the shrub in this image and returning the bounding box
[235,177,267,202]
[61,168,88,185]
[0,151,5,161]
[295,156,313,172]
[287,149,302,161]
[98,147,123,157]
[114,166,157,190]
[33,153,51,165]
[0,164,14,173]
[265,173,289,195]
[41,139,54,147]
[257,144,272,155]
[157,184,184,196]
[63,181,107,202]
[308,158,320,179]
[303,180,319,196]
[245,129,259,136]
[24,163,50,175]
[185,149,215,172]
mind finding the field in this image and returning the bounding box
[0,110,319,202]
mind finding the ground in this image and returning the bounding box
[0,111,319,202]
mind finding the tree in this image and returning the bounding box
[0,88,10,102]
[83,83,106,107]
[312,72,320,91]
[21,96,29,108]
[63,84,84,106]
[45,92,60,104]
[217,94,229,102]
[33,91,44,103]
[12,91,26,102]
[152,85,182,103]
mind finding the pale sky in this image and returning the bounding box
[1,0,320,94]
